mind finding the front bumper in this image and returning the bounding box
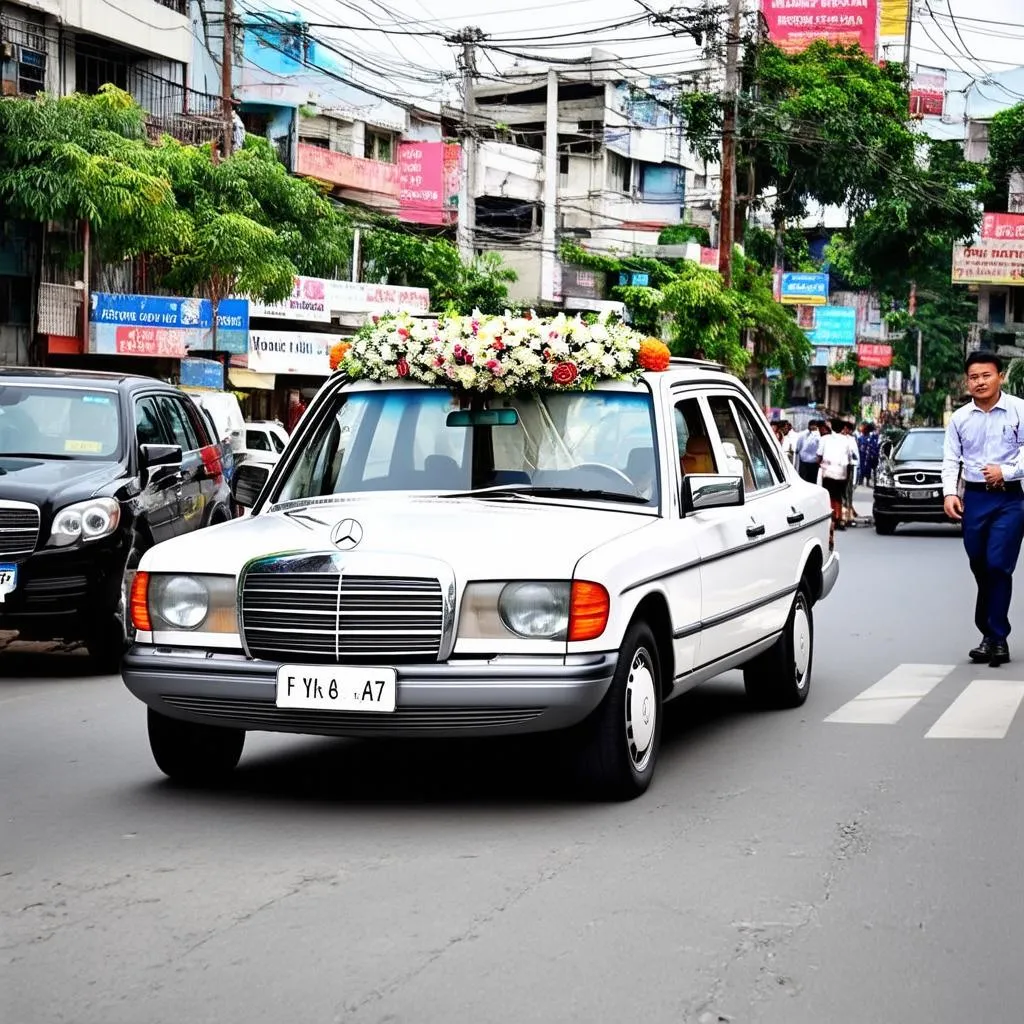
[820,550,840,601]
[122,646,618,738]
[873,487,950,521]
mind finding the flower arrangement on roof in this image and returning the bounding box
[335,310,672,394]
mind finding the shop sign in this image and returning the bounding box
[398,142,445,226]
[248,330,341,377]
[180,357,225,390]
[558,266,607,300]
[699,247,720,267]
[761,0,877,55]
[247,276,331,323]
[910,68,946,117]
[324,280,431,314]
[89,293,249,357]
[809,306,856,346]
[952,240,1024,285]
[857,343,893,368]
[981,212,1024,241]
[617,271,650,288]
[779,272,829,306]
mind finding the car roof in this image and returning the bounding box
[0,366,172,391]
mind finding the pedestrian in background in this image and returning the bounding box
[780,420,799,464]
[795,419,822,483]
[857,423,873,486]
[819,419,855,546]
[942,351,1024,667]
[841,421,860,524]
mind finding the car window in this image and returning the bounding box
[159,396,200,453]
[246,429,272,451]
[182,398,213,448]
[674,397,717,476]
[269,431,286,453]
[0,386,122,459]
[136,396,172,447]
[708,396,779,492]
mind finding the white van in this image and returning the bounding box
[188,391,246,454]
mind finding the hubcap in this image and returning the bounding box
[793,600,811,688]
[625,648,657,771]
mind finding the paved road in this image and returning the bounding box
[3,521,1023,1024]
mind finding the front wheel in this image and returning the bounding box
[575,621,663,800]
[743,587,813,709]
[148,708,245,785]
[874,515,898,535]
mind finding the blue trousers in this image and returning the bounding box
[962,488,1024,641]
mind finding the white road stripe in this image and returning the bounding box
[925,679,1024,739]
[825,664,955,725]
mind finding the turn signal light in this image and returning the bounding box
[130,571,151,632]
[568,580,610,641]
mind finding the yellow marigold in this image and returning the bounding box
[329,341,351,371]
[637,337,671,372]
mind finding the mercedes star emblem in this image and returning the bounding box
[331,518,363,550]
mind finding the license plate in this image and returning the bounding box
[0,563,17,604]
[276,665,397,712]
[910,490,940,500]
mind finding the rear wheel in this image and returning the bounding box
[576,621,663,800]
[148,708,245,784]
[874,515,898,535]
[743,586,813,709]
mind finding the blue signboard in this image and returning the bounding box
[809,306,857,347]
[618,272,651,288]
[779,272,829,306]
[88,293,250,356]
[180,357,225,390]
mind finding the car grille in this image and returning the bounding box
[161,695,542,733]
[240,571,445,663]
[0,504,40,558]
[894,470,942,487]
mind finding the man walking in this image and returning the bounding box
[942,352,1024,666]
[795,419,822,483]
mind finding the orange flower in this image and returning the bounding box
[637,337,671,372]
[329,341,351,371]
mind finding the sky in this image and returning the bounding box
[235,0,1024,108]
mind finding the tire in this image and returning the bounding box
[86,542,144,673]
[874,516,897,535]
[743,586,813,709]
[576,621,663,800]
[148,708,245,785]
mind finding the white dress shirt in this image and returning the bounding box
[941,392,1024,496]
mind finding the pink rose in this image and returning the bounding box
[551,361,579,386]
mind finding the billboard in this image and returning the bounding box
[809,306,857,346]
[761,0,878,55]
[952,241,1024,285]
[248,330,342,377]
[910,68,946,117]
[857,343,893,368]
[779,272,829,306]
[879,0,909,35]
[398,142,445,226]
[89,293,249,357]
[247,276,331,323]
[981,212,1024,241]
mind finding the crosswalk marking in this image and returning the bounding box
[824,664,955,725]
[925,679,1024,740]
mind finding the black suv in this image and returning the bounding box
[0,368,234,668]
[873,427,950,534]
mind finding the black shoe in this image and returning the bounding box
[989,642,1010,667]
[969,639,994,663]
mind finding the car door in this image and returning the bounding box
[698,392,795,664]
[156,394,206,534]
[133,394,182,545]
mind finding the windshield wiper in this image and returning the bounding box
[0,452,74,460]
[439,485,650,505]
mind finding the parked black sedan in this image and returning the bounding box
[872,427,952,534]
[0,368,234,668]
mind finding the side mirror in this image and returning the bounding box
[682,474,745,514]
[232,461,272,509]
[139,443,182,488]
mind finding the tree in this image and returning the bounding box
[986,102,1024,210]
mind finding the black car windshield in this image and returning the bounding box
[894,431,944,462]
[0,385,121,460]
[274,386,660,508]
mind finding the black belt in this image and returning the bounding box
[964,480,1023,495]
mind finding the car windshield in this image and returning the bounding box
[274,386,660,508]
[895,431,944,462]
[0,385,121,460]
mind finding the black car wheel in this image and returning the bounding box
[148,708,245,784]
[874,515,898,535]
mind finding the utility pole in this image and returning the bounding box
[718,0,741,287]
[453,27,484,262]
[902,0,914,74]
[541,68,558,303]
[221,0,235,159]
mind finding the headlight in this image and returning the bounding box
[135,573,238,633]
[48,498,120,547]
[499,582,570,639]
[876,466,893,487]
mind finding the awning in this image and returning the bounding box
[228,368,276,391]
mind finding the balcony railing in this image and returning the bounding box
[37,283,82,338]
[152,0,188,13]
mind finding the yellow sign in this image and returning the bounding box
[64,439,103,453]
[880,0,909,36]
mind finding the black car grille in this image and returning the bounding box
[240,571,445,663]
[894,470,942,487]
[0,505,40,558]
[161,695,542,733]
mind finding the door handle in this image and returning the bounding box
[746,523,766,538]
[787,511,805,525]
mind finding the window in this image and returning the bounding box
[17,47,46,95]
[675,398,717,476]
[0,277,29,325]
[135,397,171,447]
[608,152,632,193]
[246,429,272,452]
[159,397,200,453]
[707,396,780,492]
[270,431,286,454]
[364,130,393,162]
[0,386,120,458]
[989,291,1008,327]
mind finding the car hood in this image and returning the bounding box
[0,457,125,506]
[141,495,656,579]
[890,458,942,473]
